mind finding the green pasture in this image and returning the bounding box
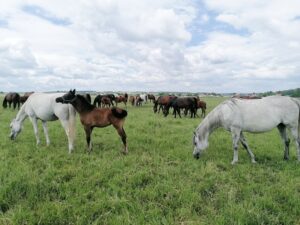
[1,96,300,225]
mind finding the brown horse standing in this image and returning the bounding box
[56,90,128,154]
[3,92,20,109]
[129,96,135,106]
[101,96,112,107]
[196,100,207,118]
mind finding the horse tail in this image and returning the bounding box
[2,97,7,108]
[111,107,127,119]
[68,104,76,148]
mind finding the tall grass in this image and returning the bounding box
[1,96,300,225]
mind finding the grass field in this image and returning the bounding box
[1,96,300,225]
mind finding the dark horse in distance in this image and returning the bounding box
[56,90,128,154]
[3,92,20,109]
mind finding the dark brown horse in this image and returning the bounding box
[56,90,128,154]
[115,94,128,107]
[82,93,91,104]
[101,96,112,107]
[3,92,20,109]
[147,94,156,103]
[153,95,177,113]
[129,96,135,106]
[163,97,197,118]
[93,94,116,107]
[20,92,34,104]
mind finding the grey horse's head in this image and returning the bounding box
[9,119,22,140]
[55,89,76,104]
[192,131,208,159]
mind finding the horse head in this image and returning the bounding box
[192,131,209,159]
[56,89,76,104]
[9,119,22,140]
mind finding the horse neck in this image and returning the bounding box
[15,103,28,122]
[71,97,94,114]
[196,107,221,140]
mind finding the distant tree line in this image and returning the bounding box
[261,88,300,97]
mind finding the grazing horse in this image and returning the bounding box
[115,94,128,107]
[129,96,135,106]
[93,94,115,107]
[9,92,76,153]
[147,94,156,103]
[101,96,112,107]
[3,92,20,109]
[20,92,34,105]
[135,96,144,106]
[153,95,177,113]
[163,97,197,118]
[56,90,128,154]
[193,96,300,164]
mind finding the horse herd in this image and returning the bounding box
[3,90,300,164]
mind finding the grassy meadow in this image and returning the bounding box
[1,96,300,225]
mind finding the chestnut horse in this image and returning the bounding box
[56,90,128,154]
[3,92,20,109]
[153,95,177,113]
[115,94,128,107]
[101,96,112,107]
[197,100,207,118]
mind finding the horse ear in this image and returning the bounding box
[72,89,76,94]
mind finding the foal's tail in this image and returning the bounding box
[112,107,127,119]
[2,98,7,108]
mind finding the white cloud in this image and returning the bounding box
[0,0,299,93]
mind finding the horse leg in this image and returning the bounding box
[290,126,300,161]
[42,121,50,146]
[231,128,241,164]
[240,132,256,163]
[60,120,74,153]
[113,123,128,154]
[277,124,290,160]
[84,126,93,153]
[177,108,181,118]
[29,116,40,145]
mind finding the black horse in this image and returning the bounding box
[93,94,115,107]
[163,97,197,118]
[82,93,91,104]
[3,92,20,109]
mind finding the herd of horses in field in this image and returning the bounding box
[3,90,300,164]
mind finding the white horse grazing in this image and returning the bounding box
[9,92,76,153]
[193,96,300,164]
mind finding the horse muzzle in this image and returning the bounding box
[193,152,200,160]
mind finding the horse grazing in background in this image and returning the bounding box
[20,92,34,105]
[101,96,112,107]
[56,90,128,154]
[135,96,144,106]
[129,96,135,106]
[93,94,115,107]
[147,94,156,103]
[3,92,20,109]
[163,97,197,118]
[153,95,177,113]
[193,96,300,164]
[115,93,128,107]
[9,92,76,153]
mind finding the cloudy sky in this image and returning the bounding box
[0,0,300,93]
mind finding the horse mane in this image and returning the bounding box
[76,94,96,111]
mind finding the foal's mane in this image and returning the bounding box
[76,94,96,111]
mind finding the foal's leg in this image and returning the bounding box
[240,132,256,163]
[42,121,50,146]
[84,126,93,153]
[231,128,241,164]
[29,116,40,145]
[277,124,290,160]
[113,123,128,154]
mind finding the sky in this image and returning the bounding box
[0,0,300,93]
